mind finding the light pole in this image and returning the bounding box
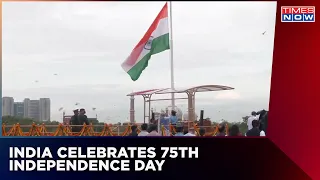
[92,107,97,120]
[58,107,64,123]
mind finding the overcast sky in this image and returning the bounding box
[2,2,276,123]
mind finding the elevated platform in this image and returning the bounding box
[126,85,234,123]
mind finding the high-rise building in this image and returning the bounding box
[26,99,40,120]
[23,98,30,118]
[39,98,50,121]
[23,98,51,121]
[2,97,14,116]
[13,102,24,117]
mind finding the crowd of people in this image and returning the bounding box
[128,123,206,137]
[69,108,267,137]
[128,121,265,137]
[129,110,267,137]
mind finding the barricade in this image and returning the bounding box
[2,123,228,136]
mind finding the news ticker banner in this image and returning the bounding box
[0,138,311,179]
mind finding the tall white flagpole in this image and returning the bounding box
[168,1,175,111]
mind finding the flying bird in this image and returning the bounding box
[92,108,96,111]
[262,31,266,35]
[58,107,63,111]
[75,102,80,106]
[53,73,58,76]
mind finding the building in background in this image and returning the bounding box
[3,97,51,121]
[39,98,50,121]
[63,115,72,125]
[22,98,51,121]
[28,100,40,120]
[2,97,14,116]
[13,102,24,117]
[23,98,30,118]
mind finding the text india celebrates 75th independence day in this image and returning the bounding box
[9,147,198,171]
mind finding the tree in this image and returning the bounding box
[242,116,250,124]
[88,118,104,132]
[2,116,59,132]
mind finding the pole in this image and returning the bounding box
[169,1,175,110]
[200,110,204,126]
[158,116,161,134]
[143,96,146,123]
[62,111,65,123]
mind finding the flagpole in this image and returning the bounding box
[169,1,175,111]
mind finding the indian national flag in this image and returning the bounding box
[121,3,170,81]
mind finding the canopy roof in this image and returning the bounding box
[126,85,234,96]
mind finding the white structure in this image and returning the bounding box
[127,85,234,123]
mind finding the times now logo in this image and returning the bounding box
[281,6,315,22]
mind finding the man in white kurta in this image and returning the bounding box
[247,111,258,131]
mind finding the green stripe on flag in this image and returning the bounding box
[127,33,170,81]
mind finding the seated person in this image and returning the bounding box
[129,125,138,136]
[138,123,149,136]
[184,128,196,136]
[175,123,184,136]
[146,124,161,136]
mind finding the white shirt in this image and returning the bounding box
[138,131,149,136]
[184,133,196,136]
[247,116,258,130]
[146,131,161,136]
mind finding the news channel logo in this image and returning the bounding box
[281,6,315,22]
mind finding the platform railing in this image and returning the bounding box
[1,123,227,137]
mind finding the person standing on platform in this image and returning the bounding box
[160,112,170,136]
[247,111,258,131]
[79,108,90,125]
[169,110,178,127]
[70,109,80,132]
[257,109,268,134]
